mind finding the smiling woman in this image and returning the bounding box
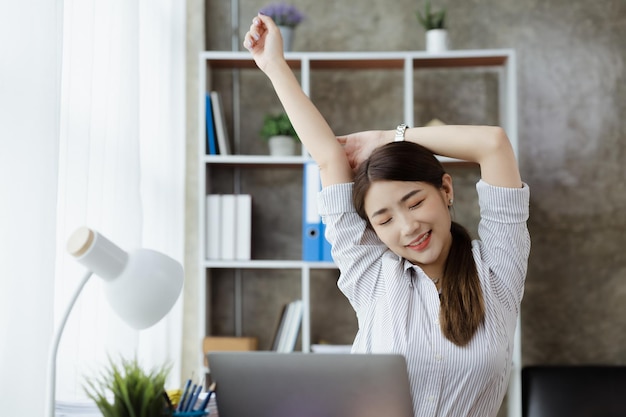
[244,13,529,417]
[352,140,481,346]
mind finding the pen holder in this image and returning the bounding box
[173,411,209,417]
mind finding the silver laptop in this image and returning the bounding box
[207,351,414,417]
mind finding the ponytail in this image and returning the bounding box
[439,221,485,346]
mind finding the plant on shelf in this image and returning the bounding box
[259,2,305,52]
[260,112,299,156]
[416,0,449,52]
[416,0,446,31]
[84,356,173,417]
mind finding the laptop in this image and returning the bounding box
[207,351,414,417]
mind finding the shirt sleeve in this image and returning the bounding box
[476,179,531,309]
[318,183,389,310]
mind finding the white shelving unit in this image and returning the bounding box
[197,49,520,417]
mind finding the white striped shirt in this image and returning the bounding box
[318,180,530,417]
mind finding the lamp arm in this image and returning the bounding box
[45,270,93,417]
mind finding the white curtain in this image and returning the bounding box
[54,0,186,402]
[0,0,186,413]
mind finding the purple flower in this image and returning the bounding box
[259,2,305,28]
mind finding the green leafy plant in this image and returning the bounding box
[260,112,298,140]
[416,0,446,30]
[84,356,172,417]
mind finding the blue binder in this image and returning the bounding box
[205,93,217,155]
[302,161,322,261]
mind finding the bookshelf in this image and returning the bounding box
[198,49,520,416]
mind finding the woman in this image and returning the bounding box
[244,14,530,417]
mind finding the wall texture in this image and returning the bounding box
[202,0,626,368]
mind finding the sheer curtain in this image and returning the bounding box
[1,0,185,413]
[54,0,186,403]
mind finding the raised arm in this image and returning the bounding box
[243,14,352,187]
[339,125,522,188]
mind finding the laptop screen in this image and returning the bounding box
[207,351,414,417]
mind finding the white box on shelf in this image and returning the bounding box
[205,194,222,260]
[235,194,252,260]
[220,194,237,260]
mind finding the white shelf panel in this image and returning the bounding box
[198,50,518,414]
[203,260,337,269]
[201,49,514,70]
[202,155,311,165]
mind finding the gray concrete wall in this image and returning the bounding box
[203,0,626,366]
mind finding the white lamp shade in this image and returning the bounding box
[68,227,184,329]
[104,248,183,329]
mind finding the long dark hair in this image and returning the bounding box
[353,141,484,346]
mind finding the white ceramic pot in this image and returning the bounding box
[279,26,295,52]
[426,29,449,53]
[268,135,296,156]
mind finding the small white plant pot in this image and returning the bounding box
[426,29,449,53]
[278,26,295,52]
[268,135,296,156]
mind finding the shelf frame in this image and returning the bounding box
[198,48,520,417]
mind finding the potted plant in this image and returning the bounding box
[258,2,305,52]
[84,356,174,417]
[260,112,299,156]
[416,0,448,53]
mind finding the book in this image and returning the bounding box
[235,194,252,260]
[276,300,303,352]
[205,194,221,260]
[220,194,237,260]
[205,93,217,155]
[210,91,231,155]
[271,303,289,351]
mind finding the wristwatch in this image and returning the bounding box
[394,123,408,142]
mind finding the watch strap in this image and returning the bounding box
[394,123,408,142]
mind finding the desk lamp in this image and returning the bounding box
[45,227,184,417]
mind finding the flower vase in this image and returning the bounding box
[426,29,449,53]
[278,26,295,52]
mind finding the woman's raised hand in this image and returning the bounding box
[243,14,284,73]
[337,130,388,171]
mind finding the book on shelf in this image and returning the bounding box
[272,300,303,353]
[205,194,252,261]
[209,91,231,155]
[205,93,217,155]
[270,303,288,351]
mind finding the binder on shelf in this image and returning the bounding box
[205,194,222,260]
[235,194,252,260]
[210,91,231,155]
[302,161,322,261]
[205,93,217,155]
[220,194,237,260]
